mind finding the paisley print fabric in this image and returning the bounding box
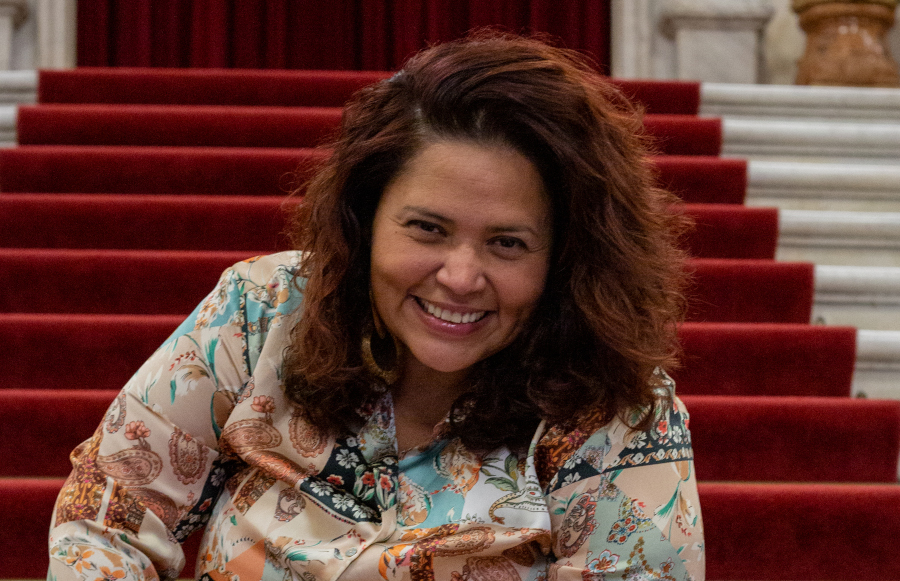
[48,252,705,581]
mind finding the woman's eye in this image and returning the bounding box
[491,237,528,255]
[407,220,444,236]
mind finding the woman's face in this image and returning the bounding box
[370,139,552,381]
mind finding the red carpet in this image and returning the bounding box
[0,68,895,580]
[37,68,702,114]
[681,204,779,259]
[0,193,296,251]
[0,251,815,321]
[0,313,183,391]
[7,478,899,581]
[2,195,776,258]
[684,395,900,482]
[702,483,900,581]
[8,390,897,483]
[674,323,856,397]
[687,259,814,324]
[5,317,853,396]
[0,147,743,202]
[18,106,721,156]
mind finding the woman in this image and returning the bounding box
[49,35,703,581]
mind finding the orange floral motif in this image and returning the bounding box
[65,547,95,573]
[251,395,276,415]
[94,566,126,581]
[535,408,608,488]
[124,421,150,441]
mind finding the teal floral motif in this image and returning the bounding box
[607,496,655,545]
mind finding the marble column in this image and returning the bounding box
[35,0,76,68]
[659,0,776,83]
[793,0,900,86]
[0,0,27,70]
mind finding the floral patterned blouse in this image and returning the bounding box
[49,251,705,581]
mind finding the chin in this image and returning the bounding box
[407,347,482,376]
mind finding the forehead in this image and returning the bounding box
[380,139,551,228]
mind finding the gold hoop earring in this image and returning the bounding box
[361,327,401,385]
[363,289,400,384]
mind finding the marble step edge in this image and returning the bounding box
[721,119,900,161]
[852,330,900,400]
[778,209,900,250]
[0,70,37,104]
[747,160,900,202]
[856,329,900,366]
[0,106,16,147]
[814,264,900,306]
[701,82,900,122]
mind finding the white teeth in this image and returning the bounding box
[420,299,485,324]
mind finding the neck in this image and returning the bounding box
[391,357,471,446]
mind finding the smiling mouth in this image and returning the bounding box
[415,297,488,324]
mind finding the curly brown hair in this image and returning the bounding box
[283,33,689,450]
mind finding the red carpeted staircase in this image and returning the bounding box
[2,69,898,580]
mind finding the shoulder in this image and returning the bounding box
[540,373,705,580]
[173,251,308,334]
[535,371,691,494]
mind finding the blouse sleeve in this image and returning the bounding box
[47,252,305,581]
[540,382,705,581]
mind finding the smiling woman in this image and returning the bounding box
[49,34,703,581]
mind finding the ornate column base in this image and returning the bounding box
[794,0,900,87]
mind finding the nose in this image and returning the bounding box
[435,245,487,296]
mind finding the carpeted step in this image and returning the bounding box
[683,395,900,482]
[0,316,851,396]
[0,249,253,315]
[17,105,722,156]
[654,155,746,204]
[0,313,183,392]
[5,390,897,483]
[0,195,776,259]
[0,250,813,321]
[674,323,856,397]
[0,146,317,196]
[702,482,900,581]
[37,68,702,115]
[0,194,297,251]
[687,259,813,323]
[18,105,344,149]
[1,477,67,579]
[7,479,900,580]
[0,147,747,203]
[0,389,118,477]
[681,204,778,259]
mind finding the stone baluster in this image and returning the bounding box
[793,0,900,87]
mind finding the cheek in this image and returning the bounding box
[371,242,437,295]
[498,261,550,315]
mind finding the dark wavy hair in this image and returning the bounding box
[283,33,689,450]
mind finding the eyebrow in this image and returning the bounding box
[400,205,545,238]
